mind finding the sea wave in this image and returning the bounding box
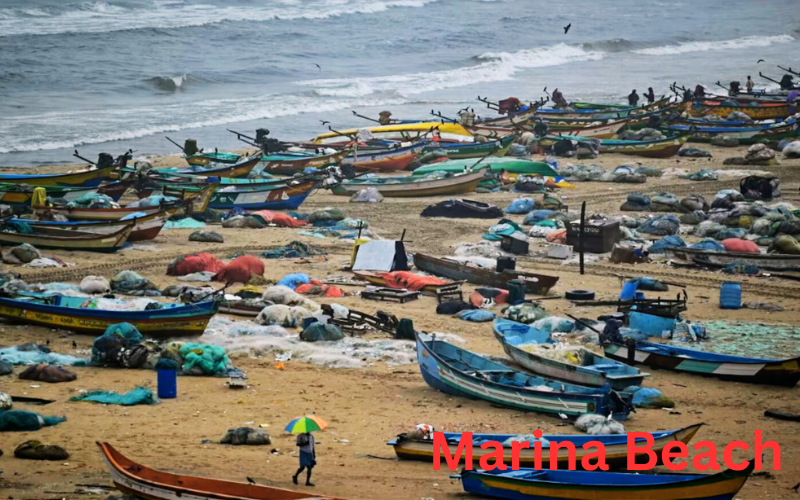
[301,43,604,99]
[0,0,440,37]
[632,34,795,55]
[143,74,190,92]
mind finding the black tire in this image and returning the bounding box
[565,289,595,301]
[764,410,800,422]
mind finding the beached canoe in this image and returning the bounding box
[666,118,799,144]
[413,253,559,295]
[420,134,515,159]
[174,154,261,178]
[312,122,473,146]
[0,163,120,188]
[0,294,218,337]
[687,100,794,120]
[11,210,171,242]
[493,318,649,390]
[541,133,691,158]
[207,180,318,210]
[604,340,800,387]
[0,223,132,252]
[341,142,425,172]
[97,442,347,500]
[262,149,350,175]
[0,181,130,208]
[388,423,703,468]
[329,168,488,197]
[184,150,242,166]
[456,461,753,500]
[416,332,633,419]
[412,157,558,177]
[664,246,800,271]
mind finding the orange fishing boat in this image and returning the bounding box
[97,442,349,500]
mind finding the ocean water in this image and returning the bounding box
[0,0,798,166]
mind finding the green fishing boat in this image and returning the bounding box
[412,157,558,177]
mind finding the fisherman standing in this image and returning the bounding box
[645,87,655,104]
[628,89,639,106]
[746,76,754,93]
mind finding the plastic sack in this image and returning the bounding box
[277,273,311,290]
[689,239,725,252]
[80,276,110,294]
[647,235,686,254]
[639,215,680,236]
[0,410,66,432]
[456,309,496,322]
[350,187,384,203]
[574,414,625,435]
[504,197,535,215]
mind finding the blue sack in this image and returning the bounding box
[457,309,496,322]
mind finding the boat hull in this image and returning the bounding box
[176,155,260,178]
[207,182,317,210]
[0,225,132,252]
[17,214,169,243]
[0,164,118,187]
[665,247,800,271]
[341,143,425,172]
[330,169,486,197]
[688,100,793,120]
[262,150,350,175]
[421,135,515,159]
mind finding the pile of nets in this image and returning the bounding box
[250,210,306,228]
[70,387,157,406]
[0,410,66,432]
[214,255,265,284]
[92,323,148,368]
[167,253,225,276]
[261,241,326,259]
[160,342,232,376]
[111,270,160,296]
[67,193,118,209]
[574,414,625,435]
[0,344,87,366]
[164,218,206,230]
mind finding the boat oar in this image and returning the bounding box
[165,136,187,153]
[351,110,382,124]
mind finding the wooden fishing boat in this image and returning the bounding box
[553,119,628,139]
[184,150,242,166]
[12,210,172,242]
[174,154,260,178]
[493,318,649,390]
[0,163,119,187]
[664,246,800,271]
[412,157,558,177]
[97,442,346,500]
[0,294,218,337]
[604,340,800,387]
[329,168,488,197]
[34,185,215,221]
[687,100,793,120]
[207,180,318,210]
[0,181,130,208]
[416,332,633,419]
[341,142,425,172]
[666,119,799,144]
[456,461,753,500]
[541,133,690,158]
[312,122,473,146]
[420,134,515,159]
[476,105,542,127]
[388,423,703,467]
[413,253,559,295]
[0,224,132,252]
[262,149,350,175]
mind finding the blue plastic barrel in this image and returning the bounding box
[619,281,638,300]
[719,281,742,309]
[157,368,177,399]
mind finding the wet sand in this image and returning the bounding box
[1,145,799,499]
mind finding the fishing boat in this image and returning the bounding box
[0,224,132,252]
[11,210,172,242]
[341,142,425,172]
[97,442,346,500]
[413,253,559,295]
[388,423,703,468]
[687,100,793,120]
[329,168,488,197]
[493,318,649,390]
[604,340,800,387]
[0,181,130,208]
[0,294,218,337]
[312,122,473,146]
[666,118,799,144]
[416,333,633,419]
[412,157,559,177]
[664,246,800,271]
[548,119,628,139]
[0,163,120,187]
[455,461,753,500]
[420,134,515,159]
[34,185,215,221]
[184,150,243,166]
[173,154,261,178]
[262,149,350,175]
[207,180,318,210]
[541,133,690,159]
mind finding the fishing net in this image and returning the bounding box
[70,387,157,406]
[0,344,87,366]
[0,410,66,432]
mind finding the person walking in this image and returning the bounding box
[293,431,316,486]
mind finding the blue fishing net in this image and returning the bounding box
[684,321,800,358]
[70,387,157,406]
[0,410,66,431]
[0,344,87,366]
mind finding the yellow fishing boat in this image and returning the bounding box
[312,122,473,145]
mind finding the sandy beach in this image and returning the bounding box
[1,145,800,500]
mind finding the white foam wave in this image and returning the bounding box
[0,0,440,37]
[300,43,604,99]
[0,92,408,154]
[632,34,795,55]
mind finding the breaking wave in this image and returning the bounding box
[632,34,795,55]
[143,74,190,92]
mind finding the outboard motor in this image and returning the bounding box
[729,81,740,96]
[378,111,393,125]
[255,128,270,144]
[780,74,795,90]
[184,139,199,156]
[97,153,114,169]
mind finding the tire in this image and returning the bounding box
[565,289,595,301]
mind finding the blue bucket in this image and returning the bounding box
[619,281,638,300]
[157,368,177,399]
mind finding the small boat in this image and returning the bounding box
[207,180,318,210]
[493,318,649,390]
[0,181,130,208]
[184,150,242,166]
[604,340,800,387]
[413,253,559,295]
[0,223,132,252]
[412,157,559,177]
[11,210,171,242]
[97,442,347,500]
[341,142,426,172]
[664,246,800,272]
[312,122,473,146]
[329,168,488,197]
[667,118,799,144]
[174,154,261,178]
[420,134,516,159]
[416,332,633,419]
[388,423,703,467]
[541,133,691,159]
[688,100,793,120]
[0,294,218,337]
[0,163,119,187]
[456,461,753,500]
[262,149,350,175]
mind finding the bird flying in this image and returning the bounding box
[564,23,571,34]
[757,59,765,63]
[320,120,330,126]
[314,63,321,70]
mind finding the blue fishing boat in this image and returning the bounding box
[0,293,218,338]
[416,333,633,420]
[455,462,754,500]
[493,319,648,390]
[206,180,318,210]
[388,423,703,467]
